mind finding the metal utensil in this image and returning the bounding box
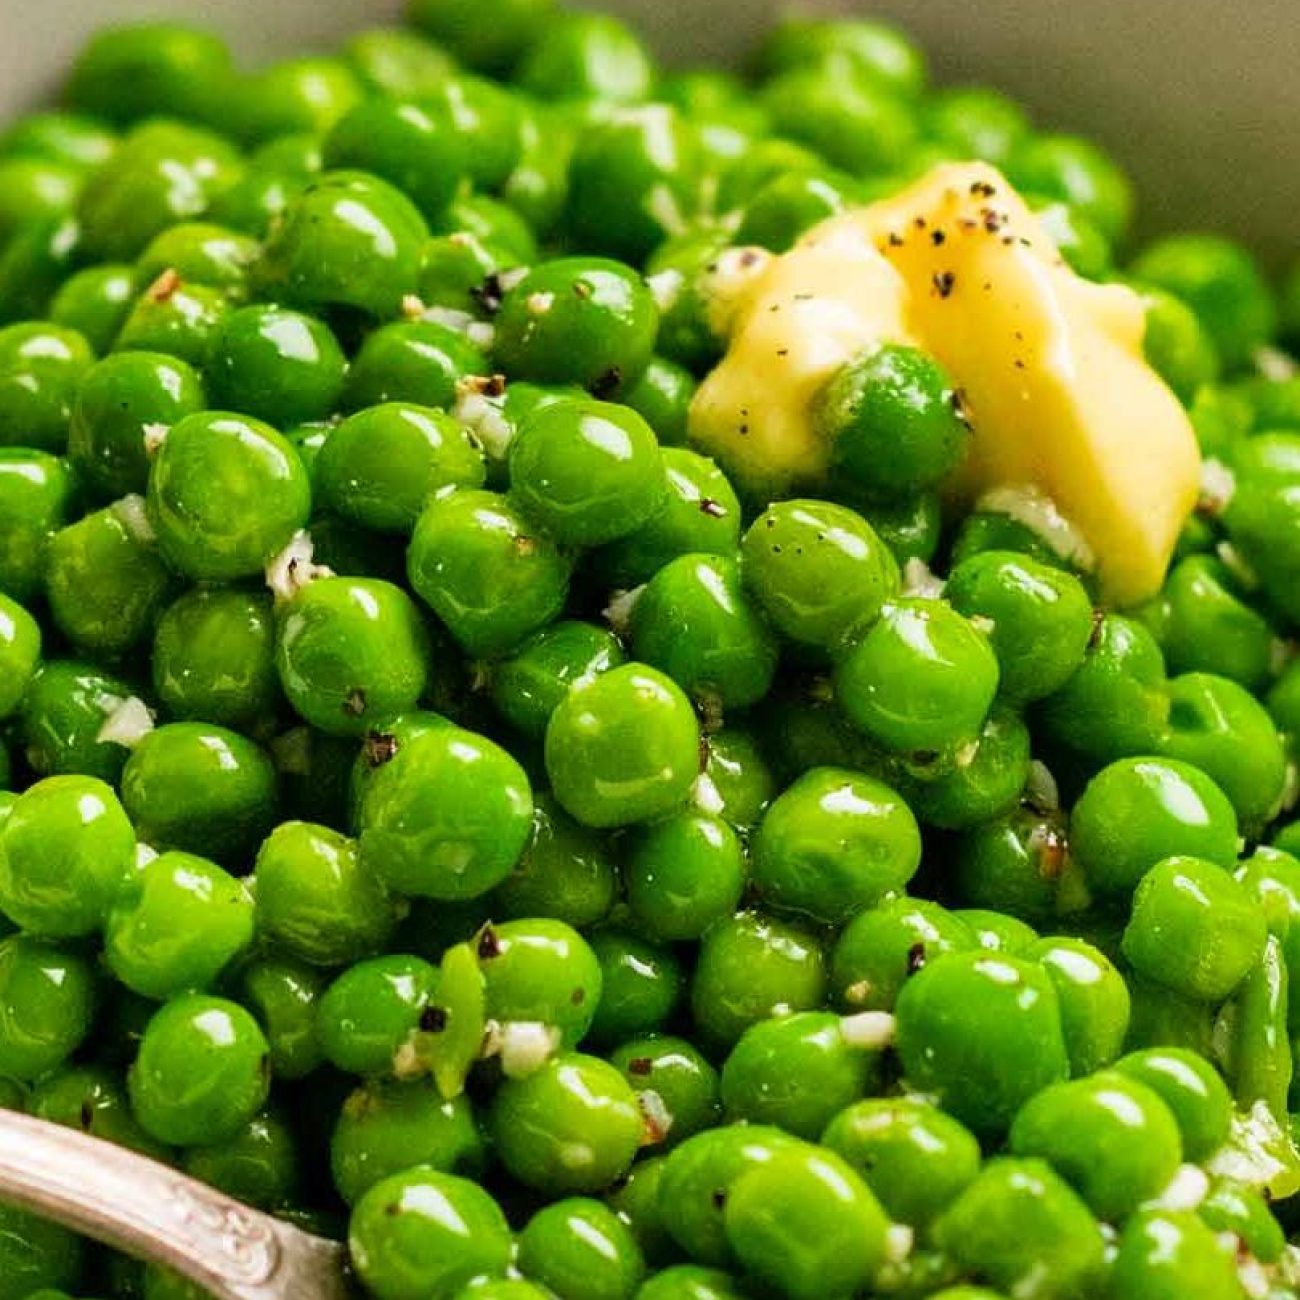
[0,1108,354,1299]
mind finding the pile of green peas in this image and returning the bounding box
[4,1,1300,1297]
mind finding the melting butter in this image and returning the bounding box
[688,161,1200,607]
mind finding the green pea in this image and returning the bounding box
[954,907,1040,955]
[518,12,655,103]
[1139,284,1221,401]
[207,164,310,239]
[0,936,96,1081]
[1028,936,1131,1076]
[420,79,528,193]
[587,928,684,1046]
[740,499,900,656]
[831,896,975,1013]
[954,806,1088,924]
[734,170,854,254]
[0,774,135,937]
[630,553,777,711]
[545,664,700,830]
[49,262,138,354]
[610,1036,721,1150]
[494,257,659,392]
[698,727,776,830]
[1109,1209,1243,1300]
[319,403,486,535]
[315,953,438,1078]
[657,1124,799,1267]
[924,85,1028,162]
[490,1052,644,1195]
[895,949,1070,1136]
[45,499,177,658]
[1036,613,1170,766]
[751,766,920,925]
[1160,671,1287,833]
[31,1062,166,1160]
[147,411,311,582]
[257,171,430,318]
[690,910,827,1052]
[134,221,255,293]
[0,1202,84,1298]
[0,449,75,603]
[359,723,534,900]
[518,1198,646,1300]
[232,55,363,145]
[20,659,136,784]
[853,490,942,568]
[478,917,602,1049]
[835,599,1000,760]
[642,226,729,373]
[0,109,117,169]
[723,1145,889,1300]
[254,820,395,966]
[344,318,486,414]
[349,1168,513,1300]
[1071,756,1239,898]
[489,621,625,743]
[1009,133,1133,241]
[0,156,81,244]
[236,955,326,1081]
[65,21,231,125]
[1219,934,1291,1121]
[418,232,520,317]
[595,448,742,590]
[934,1158,1106,1300]
[821,1096,981,1230]
[122,722,279,866]
[622,356,697,447]
[632,1266,747,1300]
[409,488,573,659]
[128,993,270,1146]
[182,1108,299,1211]
[1130,233,1276,368]
[106,850,253,999]
[721,1011,879,1140]
[152,588,280,729]
[626,811,745,942]
[0,217,82,327]
[332,1076,483,1206]
[1124,971,1216,1057]
[0,593,40,721]
[1122,855,1267,1002]
[567,106,700,264]
[0,321,94,452]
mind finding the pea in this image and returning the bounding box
[831,896,975,1013]
[0,593,39,723]
[128,993,270,1147]
[0,109,117,169]
[924,85,1028,162]
[545,664,700,830]
[630,553,778,712]
[181,1108,299,1211]
[834,599,1000,760]
[690,910,827,1052]
[343,319,486,414]
[0,217,82,327]
[236,956,325,1081]
[231,55,363,145]
[821,1096,981,1230]
[933,1158,1106,1300]
[587,928,684,1046]
[48,262,137,353]
[657,1124,799,1267]
[489,1052,644,1195]
[151,588,280,729]
[1070,757,1238,897]
[1131,233,1276,368]
[0,936,96,1081]
[623,356,697,446]
[723,1146,889,1300]
[319,403,486,536]
[31,1062,166,1160]
[633,1266,747,1300]
[408,489,573,659]
[0,321,94,453]
[510,398,666,546]
[610,1036,721,1149]
[0,1203,84,1299]
[20,659,137,784]
[735,170,855,254]
[494,257,659,393]
[1036,612,1170,766]
[1029,936,1131,1076]
[518,1198,647,1300]
[122,722,279,866]
[349,1168,513,1300]
[106,850,253,999]
[257,171,430,318]
[0,156,81,246]
[595,448,742,590]
[1008,134,1133,242]
[1122,855,1267,1003]
[1109,1209,1243,1300]
[517,12,655,104]
[741,499,900,656]
[358,723,534,900]
[894,949,1070,1136]
[331,1077,485,1206]
[406,0,554,74]
[698,727,776,830]
[757,15,926,97]
[853,490,943,568]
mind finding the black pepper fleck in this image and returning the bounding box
[933,271,956,299]
[477,925,502,960]
[419,1006,448,1033]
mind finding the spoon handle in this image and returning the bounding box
[0,1108,353,1299]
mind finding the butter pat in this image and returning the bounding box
[688,161,1200,607]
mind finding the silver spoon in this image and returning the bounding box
[0,1107,354,1299]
